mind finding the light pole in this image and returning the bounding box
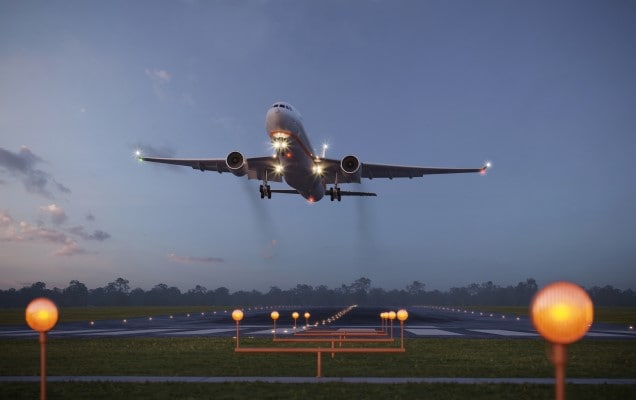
[304,312,310,327]
[25,298,59,400]
[292,312,299,331]
[531,282,593,400]
[231,309,244,348]
[388,311,396,339]
[397,309,409,348]
[271,311,280,339]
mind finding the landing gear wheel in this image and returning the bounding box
[336,187,341,202]
[329,187,335,201]
[266,184,271,199]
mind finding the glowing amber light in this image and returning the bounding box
[232,309,244,321]
[397,309,409,322]
[531,281,593,344]
[292,312,299,319]
[388,311,396,320]
[25,298,59,332]
[304,312,310,319]
[270,311,280,321]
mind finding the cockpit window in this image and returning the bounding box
[272,103,294,112]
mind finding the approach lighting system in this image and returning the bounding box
[232,309,244,322]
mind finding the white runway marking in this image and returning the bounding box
[169,329,235,335]
[81,329,176,336]
[250,328,294,335]
[470,329,538,337]
[50,329,120,335]
[585,332,632,338]
[406,329,462,336]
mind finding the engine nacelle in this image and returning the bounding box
[340,155,362,181]
[226,151,247,176]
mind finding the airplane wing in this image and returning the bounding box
[319,158,488,184]
[360,163,487,179]
[138,156,283,182]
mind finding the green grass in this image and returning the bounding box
[1,337,633,400]
[0,382,634,400]
[461,306,636,325]
[1,338,634,378]
[0,306,231,326]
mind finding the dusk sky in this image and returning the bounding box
[1,1,635,293]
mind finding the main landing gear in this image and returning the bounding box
[329,186,341,202]
[259,184,271,199]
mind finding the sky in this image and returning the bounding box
[1,1,635,293]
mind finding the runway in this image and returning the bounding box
[1,306,634,340]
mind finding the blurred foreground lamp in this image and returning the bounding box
[531,282,593,400]
[231,309,244,348]
[271,311,280,339]
[292,312,299,330]
[26,298,59,400]
[397,309,409,348]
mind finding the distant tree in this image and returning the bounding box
[63,280,88,306]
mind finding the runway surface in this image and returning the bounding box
[1,306,634,340]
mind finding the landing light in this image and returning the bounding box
[275,164,284,174]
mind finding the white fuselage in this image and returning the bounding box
[265,102,325,202]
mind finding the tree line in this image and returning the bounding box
[1,277,634,308]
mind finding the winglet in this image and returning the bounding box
[480,161,492,175]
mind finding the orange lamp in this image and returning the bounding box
[270,311,280,321]
[531,281,593,344]
[397,309,409,322]
[231,309,244,322]
[26,298,59,332]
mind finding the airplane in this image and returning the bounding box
[137,101,490,202]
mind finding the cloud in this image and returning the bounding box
[54,240,88,256]
[86,213,95,221]
[0,211,103,256]
[167,253,224,265]
[145,68,172,99]
[146,68,171,83]
[40,204,68,225]
[0,146,70,197]
[68,225,111,241]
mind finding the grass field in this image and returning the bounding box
[1,382,634,400]
[1,337,634,378]
[1,337,634,399]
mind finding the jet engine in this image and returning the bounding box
[226,151,247,176]
[340,155,362,182]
